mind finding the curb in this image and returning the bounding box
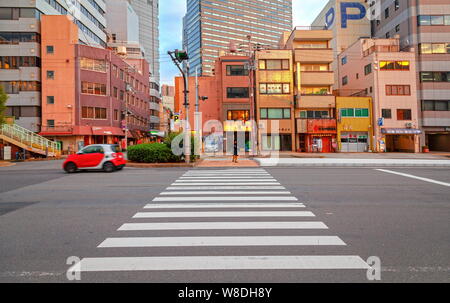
[0,162,16,168]
[127,162,197,168]
[258,163,450,168]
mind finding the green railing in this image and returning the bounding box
[0,123,61,157]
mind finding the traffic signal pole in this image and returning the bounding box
[168,50,191,164]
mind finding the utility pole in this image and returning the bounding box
[194,67,201,156]
[168,49,191,163]
[123,66,136,151]
[245,35,258,156]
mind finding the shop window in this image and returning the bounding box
[227,110,249,121]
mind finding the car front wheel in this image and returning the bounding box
[103,162,116,173]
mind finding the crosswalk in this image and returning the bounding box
[70,168,370,275]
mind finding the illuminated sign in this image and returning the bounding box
[326,2,367,29]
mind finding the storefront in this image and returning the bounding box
[425,130,450,152]
[297,119,337,153]
[340,132,369,152]
[381,128,421,153]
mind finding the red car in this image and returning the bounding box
[63,144,126,173]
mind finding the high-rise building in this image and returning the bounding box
[182,0,293,76]
[371,0,450,152]
[0,0,107,132]
[127,0,160,84]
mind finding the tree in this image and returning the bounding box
[0,85,8,126]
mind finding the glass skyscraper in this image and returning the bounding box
[183,0,293,76]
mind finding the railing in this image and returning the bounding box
[0,123,61,157]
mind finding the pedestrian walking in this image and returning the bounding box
[232,138,238,163]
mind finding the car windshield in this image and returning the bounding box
[110,145,121,153]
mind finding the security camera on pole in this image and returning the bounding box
[168,49,191,163]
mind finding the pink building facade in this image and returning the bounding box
[337,38,421,153]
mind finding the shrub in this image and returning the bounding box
[127,143,182,163]
[163,132,201,162]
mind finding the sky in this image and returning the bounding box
[159,0,329,85]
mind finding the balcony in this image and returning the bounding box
[295,49,333,63]
[297,118,337,134]
[300,71,334,86]
[297,94,335,108]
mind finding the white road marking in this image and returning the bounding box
[183,173,271,176]
[175,179,277,182]
[375,169,450,187]
[70,256,370,272]
[152,196,298,202]
[98,236,346,248]
[143,203,304,209]
[166,186,286,190]
[133,211,315,218]
[159,191,291,195]
[180,176,274,179]
[171,183,281,186]
[118,221,325,231]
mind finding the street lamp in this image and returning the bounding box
[168,49,191,163]
[123,66,136,151]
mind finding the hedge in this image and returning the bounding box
[127,143,182,163]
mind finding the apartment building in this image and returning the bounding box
[182,0,292,76]
[39,15,151,153]
[371,0,450,151]
[337,38,421,153]
[281,28,337,153]
[0,0,107,132]
[311,0,371,88]
[255,49,295,152]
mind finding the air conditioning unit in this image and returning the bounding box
[405,122,413,128]
[117,46,127,56]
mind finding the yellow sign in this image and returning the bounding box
[224,121,253,132]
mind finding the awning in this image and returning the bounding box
[91,127,124,136]
[381,128,422,135]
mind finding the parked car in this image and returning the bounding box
[63,144,126,173]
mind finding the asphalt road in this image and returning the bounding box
[0,160,448,283]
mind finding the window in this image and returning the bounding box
[226,87,249,98]
[226,65,248,76]
[364,64,372,75]
[395,0,399,10]
[82,107,107,119]
[81,82,107,95]
[47,120,55,128]
[418,15,431,26]
[113,87,118,98]
[385,8,389,19]
[46,70,54,79]
[422,100,450,111]
[258,59,289,70]
[46,96,54,104]
[395,24,400,32]
[80,57,106,73]
[342,76,348,86]
[340,108,368,118]
[382,109,392,119]
[227,110,250,121]
[302,110,329,119]
[114,109,119,120]
[260,108,291,119]
[341,56,347,65]
[301,87,330,95]
[397,109,412,120]
[431,15,444,26]
[418,15,450,26]
[0,81,40,94]
[420,43,450,54]
[46,45,54,54]
[379,61,410,70]
[386,85,411,96]
[385,31,390,38]
[300,64,329,71]
[259,83,290,94]
[296,41,328,48]
[420,72,450,82]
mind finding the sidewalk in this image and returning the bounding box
[273,151,450,160]
[197,156,259,167]
[0,161,15,167]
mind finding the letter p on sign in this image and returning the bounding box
[340,2,367,28]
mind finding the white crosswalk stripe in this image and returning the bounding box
[73,168,370,274]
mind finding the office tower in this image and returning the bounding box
[127,0,160,84]
[0,0,107,132]
[371,0,450,151]
[183,0,293,76]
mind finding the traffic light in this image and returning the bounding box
[175,49,189,63]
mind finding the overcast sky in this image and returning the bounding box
[159,0,329,85]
